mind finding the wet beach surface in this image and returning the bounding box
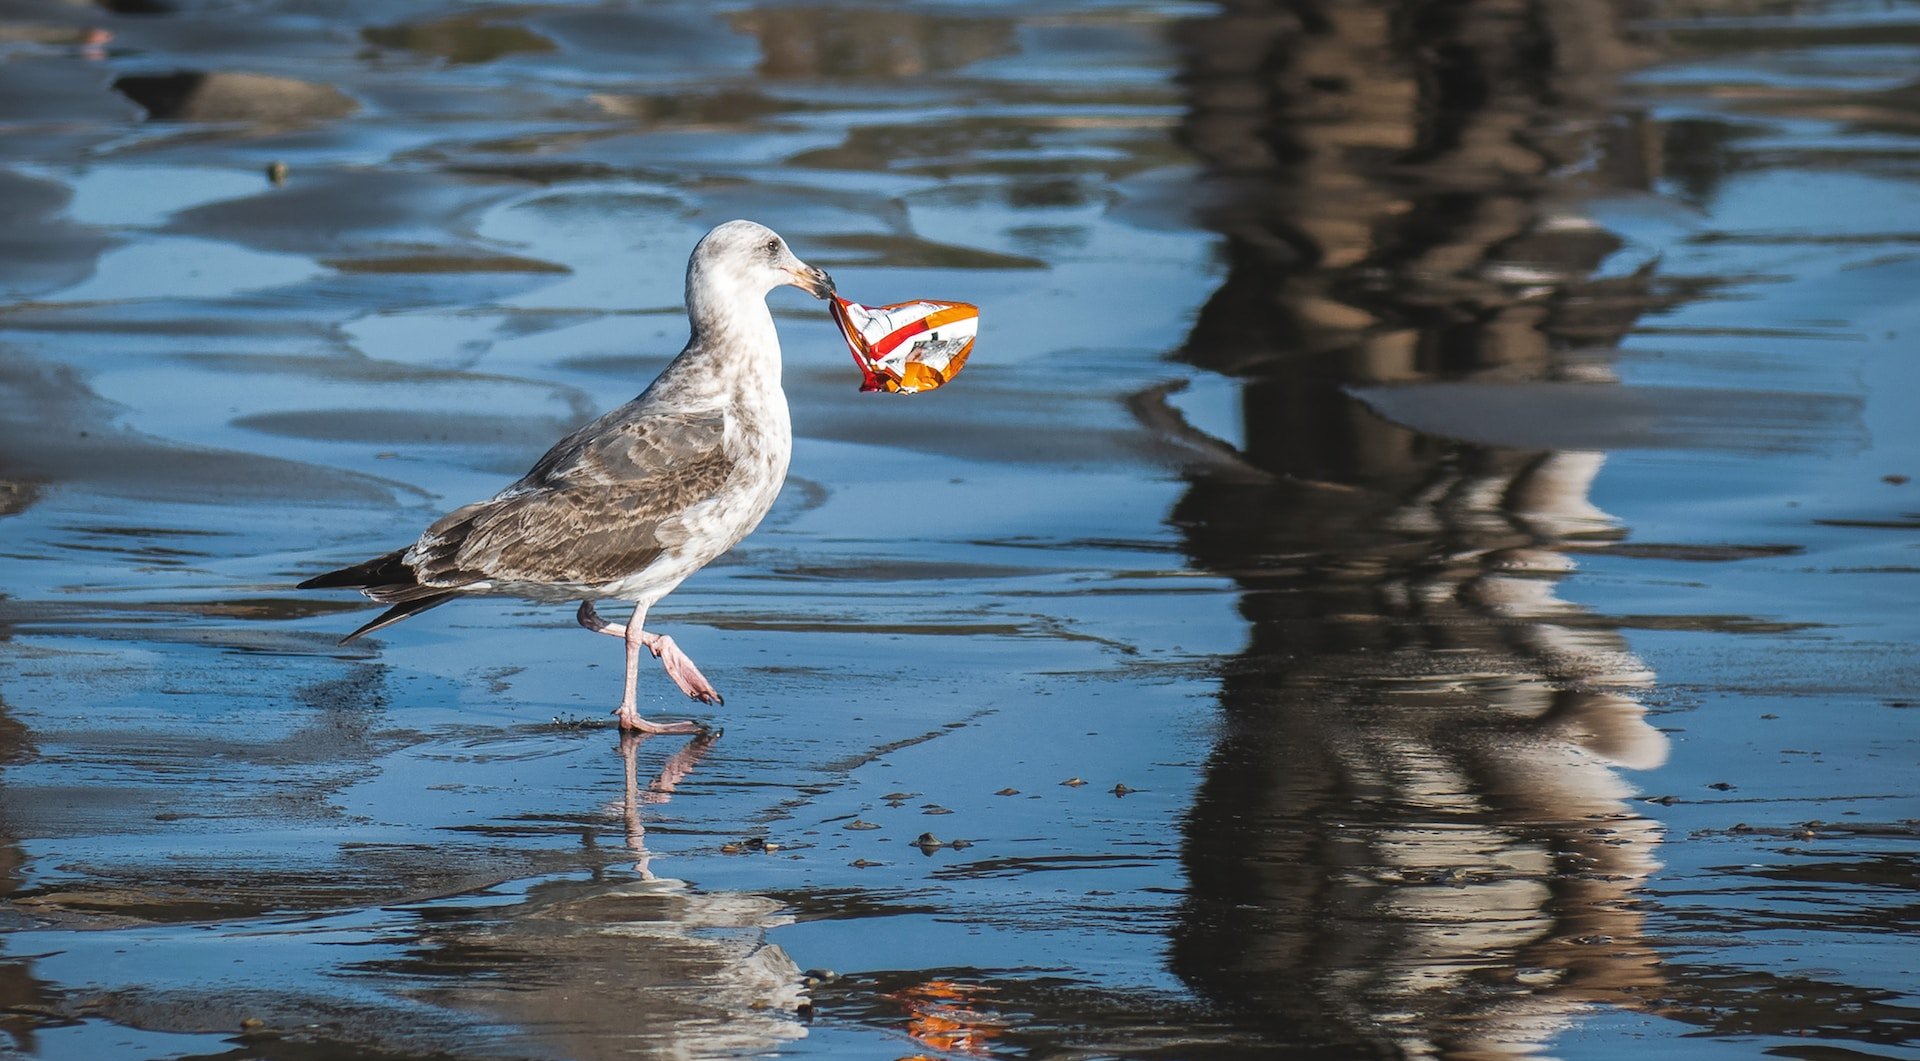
[0,0,1916,1057]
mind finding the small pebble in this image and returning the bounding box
[850,858,882,868]
[1884,474,1910,485]
[949,838,972,850]
[265,160,288,185]
[845,820,880,831]
[1707,781,1735,791]
[1111,784,1133,797]
[994,788,1018,796]
[240,1017,266,1031]
[1061,777,1086,788]
[882,792,915,801]
[922,805,953,815]
[913,832,945,850]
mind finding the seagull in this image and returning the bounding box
[299,220,834,733]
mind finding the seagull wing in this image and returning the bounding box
[408,408,732,588]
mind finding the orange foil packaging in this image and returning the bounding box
[829,296,978,394]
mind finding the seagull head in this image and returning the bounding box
[689,220,835,304]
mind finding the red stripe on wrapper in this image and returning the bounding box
[829,295,978,395]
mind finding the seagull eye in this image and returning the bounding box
[764,238,780,253]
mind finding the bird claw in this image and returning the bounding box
[645,633,724,706]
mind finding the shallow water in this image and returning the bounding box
[0,0,1916,1058]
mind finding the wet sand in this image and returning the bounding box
[0,0,1916,1058]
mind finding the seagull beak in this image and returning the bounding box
[788,263,835,300]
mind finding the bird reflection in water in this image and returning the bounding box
[388,729,808,1057]
[616,729,719,880]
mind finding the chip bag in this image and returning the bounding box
[829,296,978,394]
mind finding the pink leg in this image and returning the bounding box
[575,602,719,732]
[637,630,723,706]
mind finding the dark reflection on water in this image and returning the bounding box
[362,16,557,68]
[1156,2,1671,1054]
[731,7,1015,80]
[113,72,357,124]
[0,696,51,1056]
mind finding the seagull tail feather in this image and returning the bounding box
[298,548,411,591]
[340,592,459,645]
[303,548,472,643]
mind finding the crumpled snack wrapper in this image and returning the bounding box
[830,295,978,394]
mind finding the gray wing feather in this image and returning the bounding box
[406,407,732,588]
[521,403,725,488]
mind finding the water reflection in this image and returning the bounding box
[1158,1,1671,1054]
[112,71,356,124]
[362,16,556,67]
[730,7,1015,80]
[391,732,808,1058]
[0,541,49,1052]
[890,979,1006,1059]
[618,729,716,880]
[0,693,50,1056]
